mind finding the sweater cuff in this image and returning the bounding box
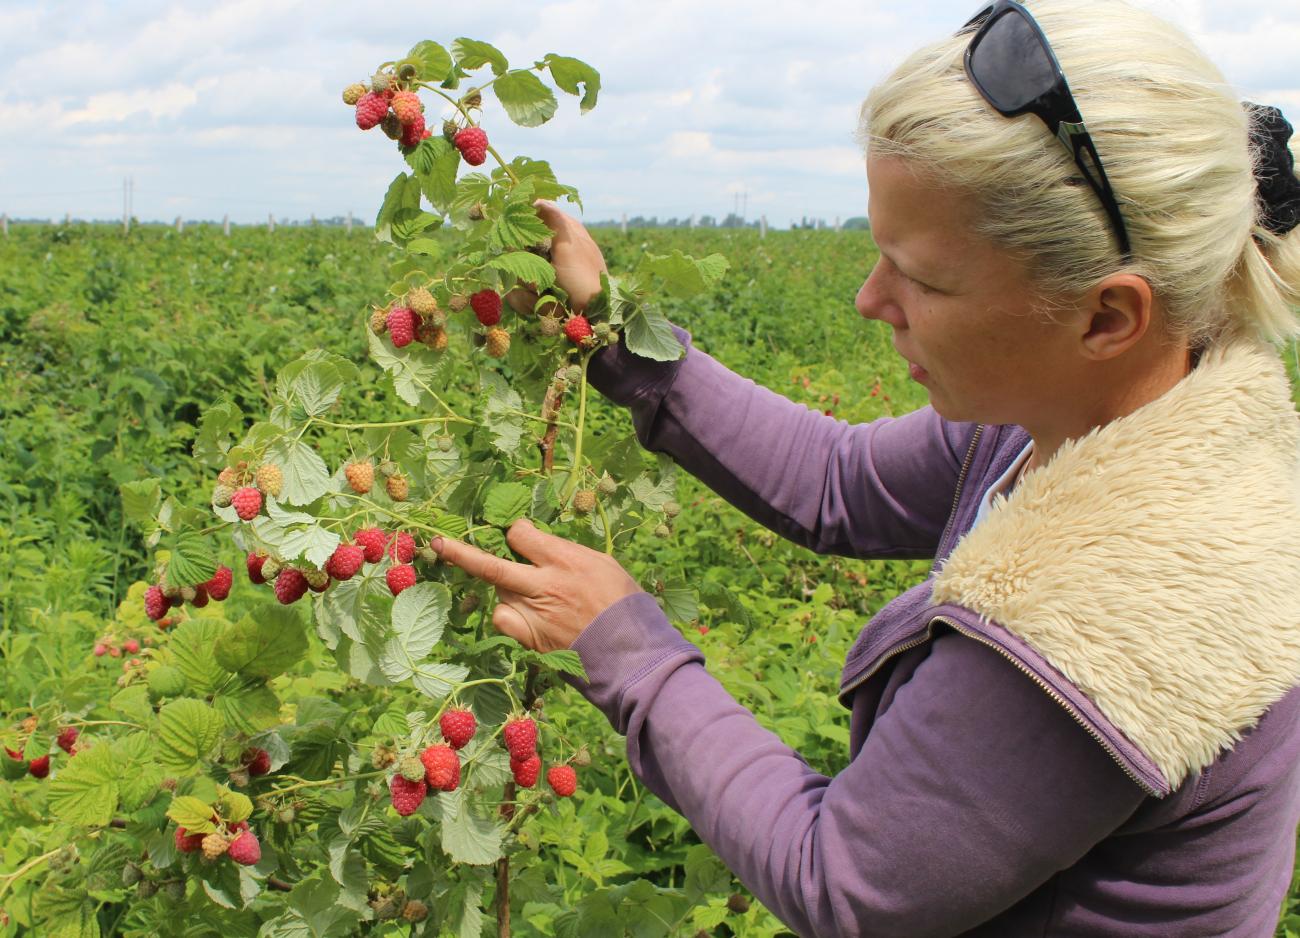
[562,591,704,730]
[586,324,694,408]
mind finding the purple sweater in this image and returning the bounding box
[564,327,1300,937]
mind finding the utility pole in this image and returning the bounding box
[346,210,353,234]
[1,214,7,237]
[621,212,627,235]
[175,216,183,232]
[123,177,130,233]
[268,213,275,233]
[223,214,230,236]
[760,214,767,238]
[742,191,747,222]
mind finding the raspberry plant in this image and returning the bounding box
[0,39,733,936]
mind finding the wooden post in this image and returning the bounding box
[175,216,183,232]
[346,210,353,234]
[310,213,316,227]
[834,215,841,233]
[760,215,767,239]
[268,213,275,233]
[621,212,627,235]
[222,214,230,236]
[64,212,71,226]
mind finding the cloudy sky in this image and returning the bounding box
[3,0,1298,229]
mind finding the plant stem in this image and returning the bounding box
[560,352,592,503]
[270,769,385,797]
[594,497,614,555]
[312,415,470,430]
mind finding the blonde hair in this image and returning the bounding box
[856,0,1300,350]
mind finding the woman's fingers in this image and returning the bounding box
[491,600,536,649]
[431,537,543,596]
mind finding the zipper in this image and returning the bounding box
[936,424,985,557]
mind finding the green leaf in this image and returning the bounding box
[48,743,119,826]
[659,586,699,625]
[379,582,451,683]
[640,250,730,298]
[111,732,166,810]
[410,660,470,700]
[367,328,442,408]
[166,795,219,834]
[537,649,587,681]
[119,479,161,528]
[167,617,229,694]
[406,40,452,82]
[220,789,254,823]
[453,38,509,76]
[163,530,218,589]
[157,698,225,770]
[193,399,244,464]
[215,604,308,679]
[411,137,460,214]
[375,173,422,245]
[683,844,731,902]
[264,438,331,506]
[543,54,601,112]
[291,362,346,417]
[486,251,556,291]
[622,300,685,362]
[488,200,553,251]
[493,70,558,127]
[439,788,503,864]
[482,371,526,456]
[215,682,283,735]
[483,482,532,527]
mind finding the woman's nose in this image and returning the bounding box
[855,261,905,329]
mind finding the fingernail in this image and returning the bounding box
[431,537,444,553]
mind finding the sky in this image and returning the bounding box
[2,0,1298,229]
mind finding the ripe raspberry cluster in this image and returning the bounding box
[142,564,233,624]
[173,818,261,866]
[242,525,430,606]
[213,460,285,523]
[499,715,579,797]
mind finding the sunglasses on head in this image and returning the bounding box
[962,0,1132,260]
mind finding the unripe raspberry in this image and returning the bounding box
[654,523,673,538]
[353,527,388,563]
[386,564,417,596]
[572,489,597,515]
[398,755,426,782]
[180,585,197,604]
[458,593,481,615]
[387,306,416,348]
[510,752,541,788]
[372,744,397,769]
[546,764,578,797]
[564,315,593,345]
[355,92,389,130]
[388,531,415,564]
[345,460,374,494]
[390,775,427,816]
[145,585,168,621]
[369,306,388,335]
[470,289,502,326]
[572,745,592,767]
[381,112,402,140]
[386,474,409,502]
[212,483,234,508]
[370,72,391,94]
[448,294,470,312]
[399,112,425,149]
[502,717,538,760]
[217,466,239,487]
[231,487,262,521]
[261,556,282,580]
[420,744,460,791]
[391,91,422,125]
[453,126,489,166]
[57,727,79,754]
[255,463,283,498]
[462,88,483,108]
[727,894,751,914]
[342,82,366,105]
[538,315,562,337]
[123,638,140,654]
[273,568,308,605]
[593,322,611,340]
[201,833,229,860]
[327,543,365,581]
[203,565,233,601]
[442,119,459,141]
[565,365,583,385]
[415,318,444,348]
[94,642,108,656]
[663,501,681,518]
[407,287,438,317]
[303,568,330,593]
[485,327,511,359]
[468,202,486,221]
[247,551,269,584]
[597,473,617,496]
[227,830,261,866]
[403,899,429,923]
[439,708,477,750]
[175,826,204,853]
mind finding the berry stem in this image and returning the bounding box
[72,720,145,730]
[312,415,472,430]
[594,497,614,555]
[559,352,594,503]
[421,85,521,187]
[269,769,386,797]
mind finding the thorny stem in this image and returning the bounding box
[270,770,385,797]
[311,415,470,430]
[0,830,103,899]
[560,352,593,503]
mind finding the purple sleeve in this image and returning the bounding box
[587,329,976,559]
[566,593,1146,938]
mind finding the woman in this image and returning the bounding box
[432,0,1300,933]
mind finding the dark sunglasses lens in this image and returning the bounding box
[969,9,1058,113]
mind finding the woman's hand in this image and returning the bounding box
[431,519,640,653]
[505,200,609,317]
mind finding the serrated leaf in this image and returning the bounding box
[291,362,346,417]
[411,660,470,699]
[120,479,161,528]
[630,474,676,509]
[622,299,684,362]
[379,582,451,683]
[485,251,556,291]
[264,438,330,506]
[111,732,165,810]
[220,789,254,823]
[167,617,230,694]
[640,250,730,298]
[193,399,244,464]
[488,200,553,251]
[453,38,508,75]
[215,683,282,735]
[439,788,503,864]
[215,604,308,679]
[493,70,558,127]
[366,328,441,407]
[163,530,218,589]
[412,136,460,214]
[537,649,587,681]
[157,698,224,770]
[48,743,119,826]
[406,40,452,82]
[543,54,601,112]
[166,795,219,834]
[483,482,532,527]
[375,173,422,245]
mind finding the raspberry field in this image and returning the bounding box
[2,222,1299,937]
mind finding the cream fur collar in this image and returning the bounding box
[930,336,1300,790]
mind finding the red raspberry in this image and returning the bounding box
[28,754,50,778]
[231,487,262,521]
[190,586,209,608]
[399,111,426,149]
[227,830,261,866]
[470,289,502,326]
[453,126,489,165]
[145,585,167,621]
[388,531,415,564]
[502,717,538,760]
[273,568,308,605]
[242,747,271,777]
[327,544,366,581]
[564,316,593,345]
[93,642,108,656]
[355,92,389,130]
[5,747,22,761]
[390,775,427,816]
[203,565,233,601]
[546,764,577,797]
[510,752,541,788]
[353,527,387,564]
[419,745,460,792]
[175,826,205,853]
[247,551,268,585]
[391,90,422,125]
[56,727,78,754]
[386,564,417,596]
[439,709,477,750]
[123,639,140,654]
[387,306,416,348]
